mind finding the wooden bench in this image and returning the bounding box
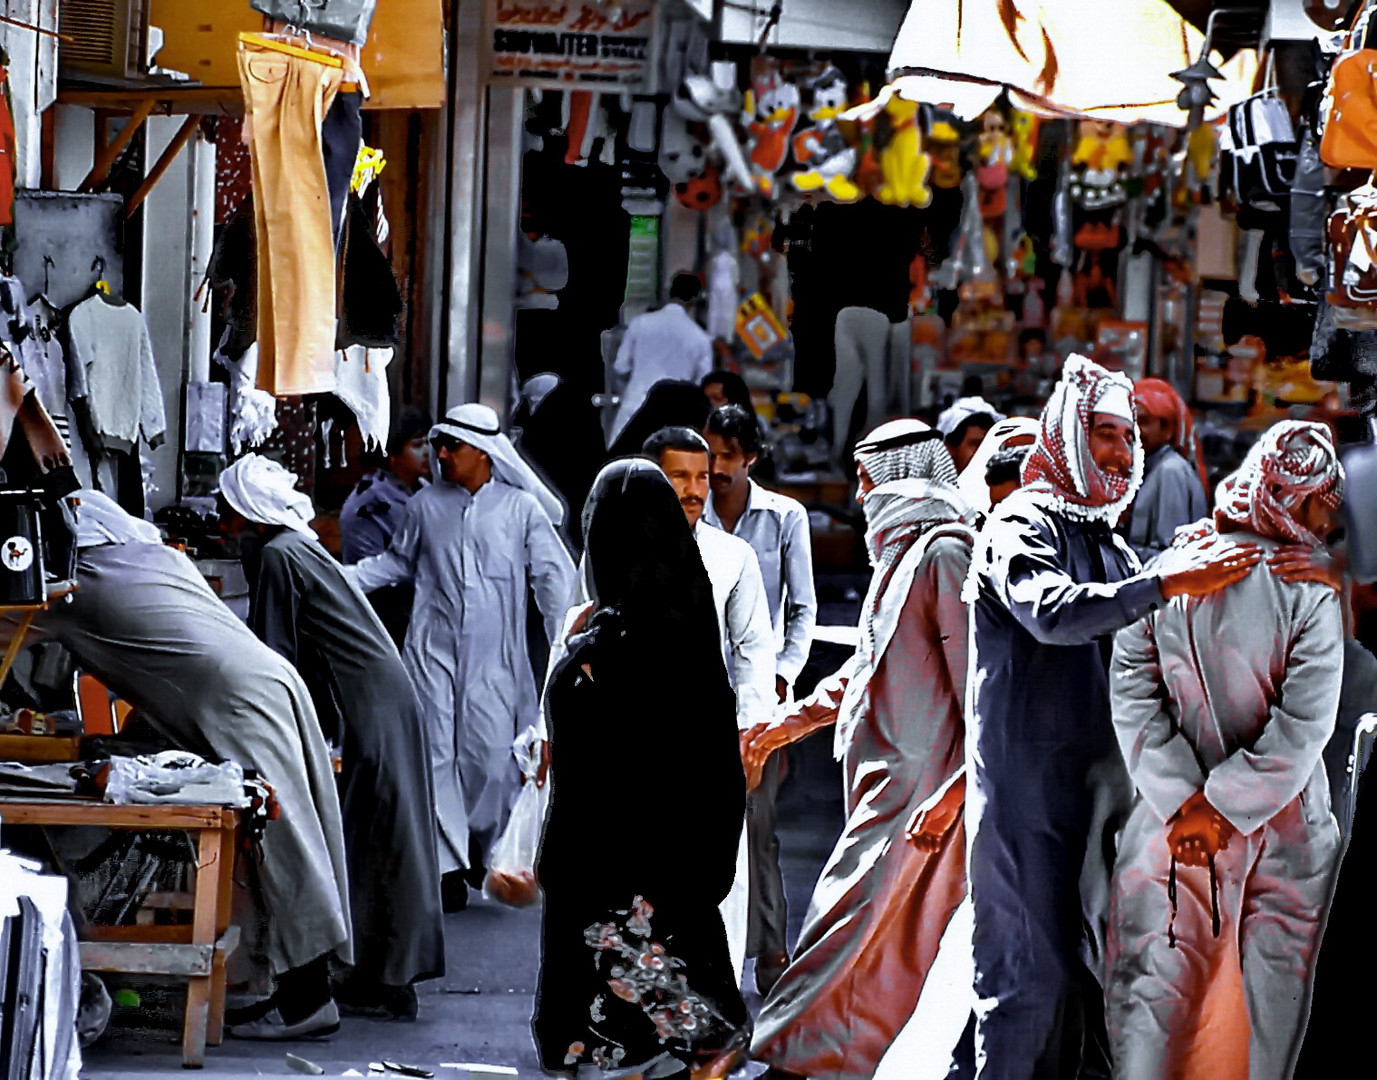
[0,798,240,1068]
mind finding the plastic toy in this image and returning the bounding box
[745,62,801,197]
[926,119,962,190]
[791,65,860,202]
[877,96,932,207]
[976,107,1012,219]
[1011,110,1040,180]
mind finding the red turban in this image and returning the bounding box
[1134,377,1207,490]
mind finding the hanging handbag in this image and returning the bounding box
[1221,54,1298,213]
[1326,184,1377,328]
[250,0,378,47]
[1319,2,1377,169]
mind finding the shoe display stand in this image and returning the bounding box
[0,798,240,1068]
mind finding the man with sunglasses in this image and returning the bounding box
[346,403,576,912]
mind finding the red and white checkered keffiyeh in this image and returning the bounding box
[1214,420,1343,546]
[1020,355,1144,523]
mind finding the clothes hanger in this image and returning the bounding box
[238,26,365,94]
[89,256,126,307]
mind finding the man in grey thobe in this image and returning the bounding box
[346,404,576,909]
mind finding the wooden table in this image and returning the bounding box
[0,798,240,1068]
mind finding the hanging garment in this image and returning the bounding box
[322,90,363,245]
[345,477,577,875]
[333,344,391,448]
[64,296,166,451]
[237,39,343,397]
[17,531,351,979]
[534,460,747,1077]
[336,191,403,349]
[610,304,714,446]
[243,528,444,988]
[20,295,78,450]
[0,66,15,227]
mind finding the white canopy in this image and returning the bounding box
[882,0,1258,125]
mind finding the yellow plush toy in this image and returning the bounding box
[1010,110,1040,180]
[877,96,932,208]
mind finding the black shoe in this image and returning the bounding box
[463,864,487,891]
[333,979,419,1022]
[441,871,469,913]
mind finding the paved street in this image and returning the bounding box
[81,733,846,1080]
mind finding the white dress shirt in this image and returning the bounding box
[705,480,817,687]
[694,519,776,731]
[610,303,713,445]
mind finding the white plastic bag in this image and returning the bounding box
[483,728,547,908]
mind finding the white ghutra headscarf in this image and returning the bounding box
[430,403,567,527]
[218,455,318,537]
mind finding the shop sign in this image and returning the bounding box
[487,1,656,90]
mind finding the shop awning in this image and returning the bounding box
[883,0,1258,125]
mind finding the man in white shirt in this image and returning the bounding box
[643,426,775,985]
[702,404,817,994]
[609,275,714,446]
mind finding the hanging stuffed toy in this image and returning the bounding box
[675,166,723,212]
[1068,119,1132,211]
[926,119,963,190]
[976,107,1013,219]
[745,60,801,198]
[674,60,754,194]
[1010,109,1041,180]
[791,65,860,202]
[877,95,932,208]
[658,107,708,185]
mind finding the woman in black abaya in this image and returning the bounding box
[533,459,749,1079]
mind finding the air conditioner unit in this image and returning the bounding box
[59,0,150,83]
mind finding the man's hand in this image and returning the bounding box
[1166,790,1235,867]
[1267,545,1344,592]
[1159,543,1261,600]
[525,740,552,788]
[906,773,966,851]
[742,718,810,791]
[776,676,789,704]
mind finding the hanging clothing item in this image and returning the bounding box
[322,90,363,245]
[17,525,351,980]
[237,39,342,397]
[336,190,403,349]
[610,304,714,446]
[242,528,444,989]
[219,453,317,536]
[332,344,391,449]
[1107,504,1343,1079]
[18,296,78,450]
[534,460,747,1077]
[64,296,166,452]
[344,472,577,876]
[0,66,15,227]
[752,474,973,1080]
[1,347,70,473]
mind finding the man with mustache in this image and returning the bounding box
[642,426,775,986]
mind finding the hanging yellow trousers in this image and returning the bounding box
[237,41,342,397]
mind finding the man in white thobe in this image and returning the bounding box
[643,425,775,984]
[345,404,577,911]
[609,274,714,447]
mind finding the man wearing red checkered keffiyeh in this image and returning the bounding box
[960,356,1262,1080]
[1106,419,1346,1080]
